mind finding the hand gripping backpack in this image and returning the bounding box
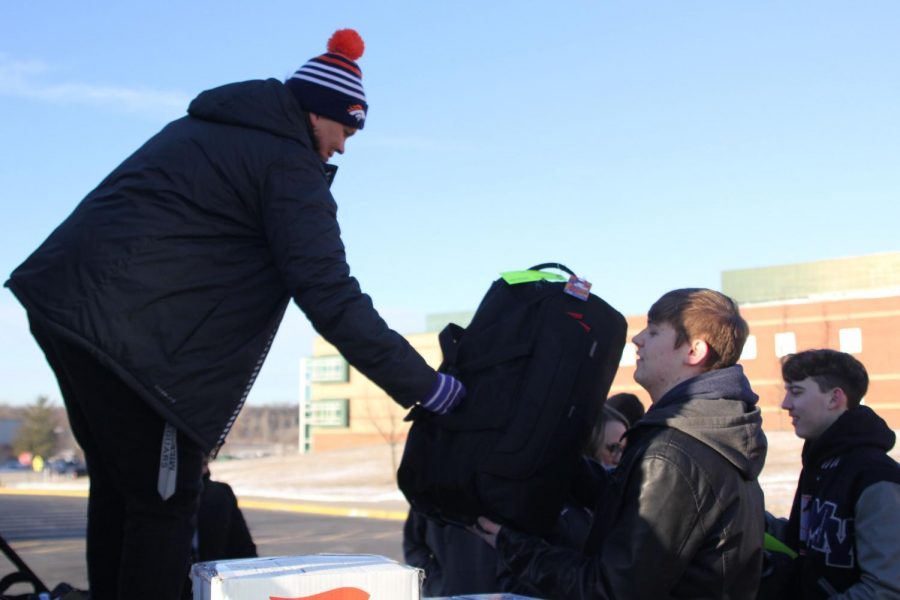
[397,264,627,535]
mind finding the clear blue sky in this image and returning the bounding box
[2,1,898,406]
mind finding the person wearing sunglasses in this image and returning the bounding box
[585,393,646,470]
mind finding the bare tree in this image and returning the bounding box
[361,396,411,480]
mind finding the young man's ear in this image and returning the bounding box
[685,339,710,368]
[829,387,849,411]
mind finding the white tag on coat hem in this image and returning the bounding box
[158,422,178,500]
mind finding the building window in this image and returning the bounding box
[774,332,796,358]
[839,328,863,354]
[740,335,757,360]
[310,399,350,428]
[620,343,637,367]
[308,356,349,383]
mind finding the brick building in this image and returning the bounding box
[610,292,900,432]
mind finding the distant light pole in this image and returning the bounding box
[298,358,311,454]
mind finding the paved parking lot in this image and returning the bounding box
[1,428,897,595]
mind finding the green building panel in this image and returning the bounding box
[722,252,900,304]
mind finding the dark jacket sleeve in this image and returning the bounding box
[261,156,436,407]
[497,528,612,600]
[832,481,900,600]
[496,454,708,599]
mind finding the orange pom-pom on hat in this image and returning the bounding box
[286,28,368,129]
[327,29,365,61]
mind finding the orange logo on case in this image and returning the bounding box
[271,587,369,600]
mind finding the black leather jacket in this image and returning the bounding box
[6,79,436,452]
[496,366,768,599]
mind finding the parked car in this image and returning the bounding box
[0,458,30,471]
[46,458,88,478]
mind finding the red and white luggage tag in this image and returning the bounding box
[564,274,592,301]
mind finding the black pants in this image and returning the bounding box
[30,317,205,600]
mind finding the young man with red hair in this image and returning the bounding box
[475,288,767,599]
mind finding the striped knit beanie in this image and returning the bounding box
[286,29,368,129]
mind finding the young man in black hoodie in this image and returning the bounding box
[5,29,464,600]
[773,349,900,598]
[474,288,767,599]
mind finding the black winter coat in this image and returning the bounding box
[496,366,768,599]
[6,79,436,452]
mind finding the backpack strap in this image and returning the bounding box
[528,262,575,276]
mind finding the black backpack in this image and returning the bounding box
[397,264,627,536]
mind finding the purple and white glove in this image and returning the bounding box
[420,372,466,415]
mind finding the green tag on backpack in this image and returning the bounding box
[500,270,568,285]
